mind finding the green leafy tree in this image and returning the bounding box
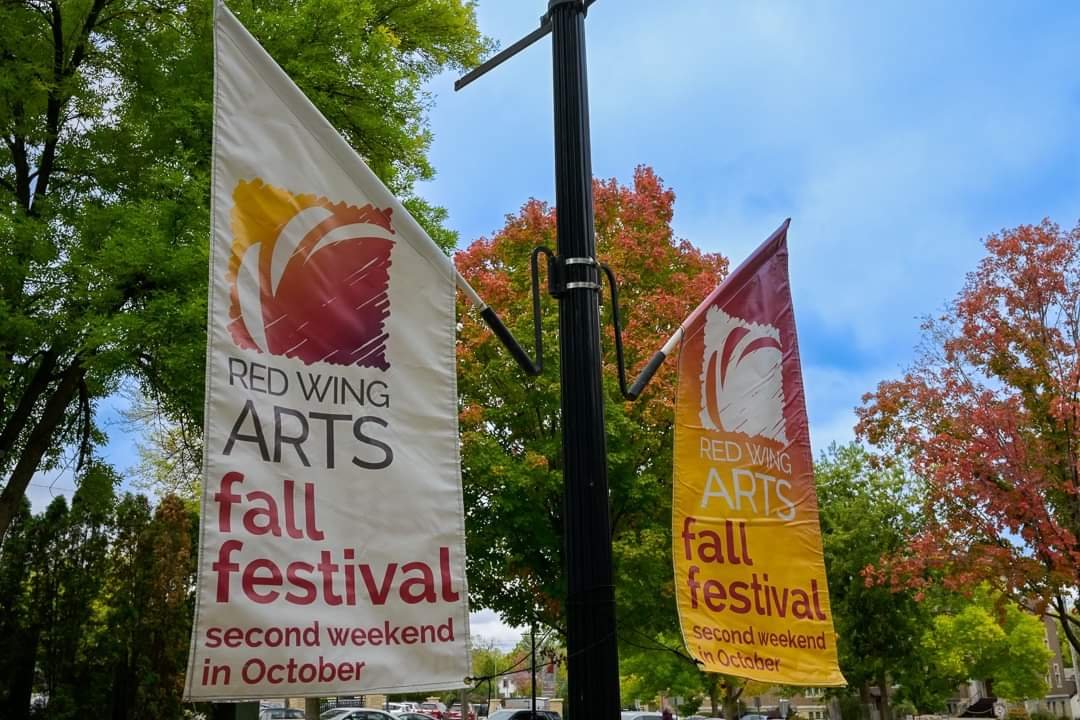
[36,464,117,717]
[93,491,156,718]
[468,638,511,700]
[0,497,35,719]
[0,0,489,535]
[0,465,115,719]
[130,494,198,717]
[815,444,950,716]
[0,482,197,719]
[923,586,1052,702]
[455,166,727,636]
[619,636,705,710]
[123,390,203,500]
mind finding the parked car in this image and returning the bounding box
[397,713,435,720]
[488,710,561,720]
[420,702,448,720]
[322,710,355,720]
[259,710,305,720]
[330,709,397,720]
[389,703,422,714]
[620,713,662,720]
[447,704,476,720]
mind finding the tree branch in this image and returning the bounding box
[0,358,85,537]
[75,378,92,472]
[31,0,111,210]
[1052,594,1080,658]
[0,350,59,467]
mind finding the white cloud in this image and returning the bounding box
[802,363,901,453]
[469,608,525,651]
[427,1,1079,366]
[26,470,77,513]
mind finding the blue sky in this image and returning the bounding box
[28,0,1080,649]
[426,1,1080,647]
[419,0,1080,458]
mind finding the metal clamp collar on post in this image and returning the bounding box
[459,251,676,396]
[560,256,601,292]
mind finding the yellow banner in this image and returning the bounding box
[672,221,845,685]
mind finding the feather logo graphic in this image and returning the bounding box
[225,179,395,369]
[699,306,787,443]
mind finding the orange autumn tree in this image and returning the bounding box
[857,219,1080,656]
[454,166,727,642]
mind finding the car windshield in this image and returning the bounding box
[269,712,305,719]
[488,711,516,720]
[321,712,350,720]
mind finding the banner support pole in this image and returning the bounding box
[531,616,537,720]
[454,1,621,714]
[548,1,621,717]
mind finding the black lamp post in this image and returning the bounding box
[456,2,622,717]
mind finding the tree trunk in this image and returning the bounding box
[3,624,40,720]
[722,676,740,720]
[0,351,57,464]
[877,673,892,720]
[707,674,721,717]
[859,683,874,720]
[0,361,83,536]
[110,653,133,720]
[1054,595,1080,660]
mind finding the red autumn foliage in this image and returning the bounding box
[857,219,1080,651]
[452,166,728,628]
[454,165,728,422]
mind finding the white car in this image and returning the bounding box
[331,710,398,720]
[322,711,355,720]
[259,710,305,720]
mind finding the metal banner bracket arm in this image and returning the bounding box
[599,263,678,401]
[455,246,556,377]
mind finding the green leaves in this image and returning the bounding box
[455,168,728,703]
[815,444,941,708]
[923,585,1052,701]
[0,481,199,718]
[816,445,1056,710]
[0,0,489,533]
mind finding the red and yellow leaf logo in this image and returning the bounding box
[225,179,395,369]
[699,306,787,443]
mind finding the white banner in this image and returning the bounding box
[185,2,470,700]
